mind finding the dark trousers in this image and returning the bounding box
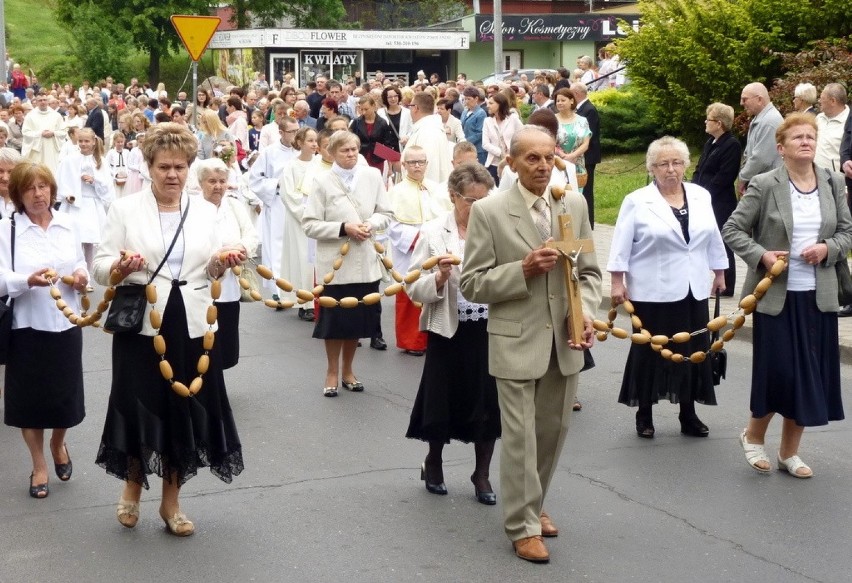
[583,163,597,228]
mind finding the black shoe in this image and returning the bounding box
[679,415,710,437]
[370,336,387,350]
[840,305,852,317]
[404,349,425,356]
[636,409,654,439]
[421,462,447,495]
[29,473,48,499]
[54,443,72,481]
[298,308,315,322]
[471,475,496,505]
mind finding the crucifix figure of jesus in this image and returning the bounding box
[545,214,595,343]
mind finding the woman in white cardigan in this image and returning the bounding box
[302,131,392,397]
[196,158,258,369]
[482,92,522,186]
[93,123,244,537]
[608,136,727,439]
[405,163,500,504]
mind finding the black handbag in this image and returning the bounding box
[104,200,189,334]
[709,291,727,385]
[836,256,852,306]
[0,212,16,364]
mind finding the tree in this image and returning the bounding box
[57,0,209,85]
[224,0,346,29]
[616,0,774,145]
[62,2,134,83]
[353,0,468,30]
[616,0,852,146]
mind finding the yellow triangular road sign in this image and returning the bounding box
[171,15,221,62]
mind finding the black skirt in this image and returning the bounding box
[406,319,501,443]
[618,291,717,407]
[312,281,381,340]
[4,327,85,429]
[751,290,843,426]
[214,300,240,370]
[95,286,244,489]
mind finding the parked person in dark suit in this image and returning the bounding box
[571,83,600,227]
[84,97,105,141]
[693,102,742,295]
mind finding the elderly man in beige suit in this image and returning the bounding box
[460,126,602,563]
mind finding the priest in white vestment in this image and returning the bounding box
[22,94,67,175]
[248,116,298,294]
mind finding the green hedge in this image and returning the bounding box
[589,87,663,154]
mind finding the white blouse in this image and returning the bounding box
[787,181,821,291]
[0,211,87,332]
[212,196,259,302]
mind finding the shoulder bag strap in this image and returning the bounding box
[147,197,190,285]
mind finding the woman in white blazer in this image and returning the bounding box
[92,124,244,537]
[405,163,500,504]
[302,131,391,397]
[607,136,727,439]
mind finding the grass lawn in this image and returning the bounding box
[595,151,650,225]
[5,0,68,71]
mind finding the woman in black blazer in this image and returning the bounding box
[349,95,396,173]
[693,102,742,295]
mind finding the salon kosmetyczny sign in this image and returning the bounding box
[475,15,638,43]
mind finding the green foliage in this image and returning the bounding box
[589,88,662,153]
[617,0,773,147]
[517,102,534,123]
[358,0,468,29]
[5,0,69,73]
[63,1,134,82]
[224,0,347,29]
[39,55,82,86]
[616,0,852,147]
[768,39,852,116]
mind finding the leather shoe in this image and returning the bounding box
[370,336,387,350]
[513,536,549,563]
[840,305,852,317]
[679,415,709,437]
[421,462,447,495]
[540,512,559,537]
[54,443,72,481]
[471,475,496,505]
[404,349,425,356]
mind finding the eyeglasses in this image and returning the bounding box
[404,160,427,166]
[705,118,717,123]
[652,160,686,169]
[451,191,484,205]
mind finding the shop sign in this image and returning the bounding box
[475,15,639,43]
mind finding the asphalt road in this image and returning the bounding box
[2,294,851,583]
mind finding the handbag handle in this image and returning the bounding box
[711,291,721,343]
[146,197,190,285]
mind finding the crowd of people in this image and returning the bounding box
[1,55,851,564]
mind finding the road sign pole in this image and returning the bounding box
[191,60,198,130]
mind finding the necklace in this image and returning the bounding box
[157,202,181,209]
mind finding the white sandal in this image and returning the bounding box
[740,429,771,473]
[778,455,813,479]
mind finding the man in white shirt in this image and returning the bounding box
[258,100,287,151]
[404,92,451,183]
[814,83,850,173]
[21,93,67,175]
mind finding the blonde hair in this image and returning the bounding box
[198,108,227,136]
[77,128,104,169]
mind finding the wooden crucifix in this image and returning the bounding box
[545,214,595,343]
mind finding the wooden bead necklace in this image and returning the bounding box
[48,265,220,398]
[593,257,788,363]
[245,239,460,309]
